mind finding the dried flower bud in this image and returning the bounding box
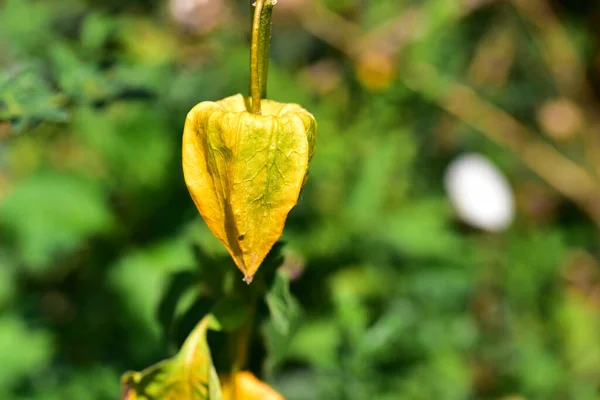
[183,94,316,282]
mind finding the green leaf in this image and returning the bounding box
[345,133,411,228]
[211,296,249,332]
[287,319,341,368]
[0,0,54,55]
[157,270,202,343]
[0,173,114,272]
[384,199,463,259]
[81,12,114,53]
[0,259,15,307]
[265,270,300,336]
[33,367,121,400]
[73,105,173,190]
[208,366,223,400]
[109,239,196,359]
[263,269,302,375]
[122,314,223,400]
[0,68,68,131]
[49,44,118,103]
[0,315,53,388]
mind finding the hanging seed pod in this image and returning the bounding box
[183,94,316,283]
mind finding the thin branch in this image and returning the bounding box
[403,62,600,225]
[510,0,600,176]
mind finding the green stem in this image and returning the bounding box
[228,274,264,398]
[250,0,275,114]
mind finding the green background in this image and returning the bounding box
[2,0,600,399]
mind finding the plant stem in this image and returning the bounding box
[228,275,263,399]
[231,303,255,372]
[250,0,275,114]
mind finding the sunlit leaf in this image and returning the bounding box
[121,314,222,400]
[182,94,316,282]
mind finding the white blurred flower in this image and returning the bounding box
[444,153,515,232]
[170,0,226,34]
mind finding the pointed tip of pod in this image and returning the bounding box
[233,252,260,285]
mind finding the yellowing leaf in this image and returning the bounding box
[182,94,316,282]
[121,314,222,400]
[221,371,285,400]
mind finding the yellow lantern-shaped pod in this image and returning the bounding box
[183,94,317,283]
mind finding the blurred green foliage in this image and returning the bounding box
[2,0,600,399]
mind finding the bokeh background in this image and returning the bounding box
[2,0,600,399]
